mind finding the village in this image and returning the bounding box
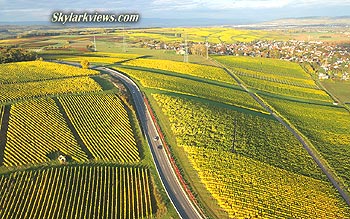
[141,38,350,81]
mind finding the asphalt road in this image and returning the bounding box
[98,67,203,219]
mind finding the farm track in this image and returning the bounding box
[53,97,94,159]
[213,59,350,207]
[0,105,11,165]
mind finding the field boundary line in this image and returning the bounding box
[213,57,350,206]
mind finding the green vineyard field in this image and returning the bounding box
[185,146,350,218]
[58,94,140,163]
[152,93,350,218]
[0,58,162,218]
[152,94,325,180]
[213,56,332,102]
[61,52,142,64]
[123,58,237,85]
[262,96,350,192]
[0,77,102,103]
[62,56,125,64]
[0,165,154,219]
[0,61,98,84]
[230,67,318,88]
[4,98,88,166]
[116,67,266,113]
[214,56,311,79]
[239,75,331,102]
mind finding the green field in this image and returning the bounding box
[60,52,142,65]
[113,53,350,217]
[0,76,102,103]
[150,93,350,218]
[214,56,311,79]
[153,94,324,179]
[115,66,266,113]
[123,59,236,84]
[322,80,350,103]
[0,61,104,104]
[114,27,284,43]
[186,146,350,218]
[262,96,350,193]
[0,61,98,83]
[214,56,333,103]
[213,55,350,197]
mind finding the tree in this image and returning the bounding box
[190,44,206,56]
[0,47,37,64]
[81,60,89,69]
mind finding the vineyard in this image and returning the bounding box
[122,58,237,85]
[0,47,348,219]
[239,75,332,102]
[0,59,160,218]
[0,165,154,219]
[262,96,350,192]
[4,98,88,166]
[84,52,141,59]
[0,61,98,84]
[117,27,282,43]
[0,77,102,103]
[214,56,333,102]
[61,52,142,64]
[115,67,266,113]
[214,56,311,79]
[185,146,350,218]
[152,94,325,180]
[58,94,140,163]
[62,56,125,64]
[152,93,350,218]
[231,67,317,88]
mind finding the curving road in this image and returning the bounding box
[98,67,204,219]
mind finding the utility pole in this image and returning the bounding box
[184,34,188,63]
[93,35,97,52]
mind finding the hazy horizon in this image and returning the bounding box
[1,0,350,25]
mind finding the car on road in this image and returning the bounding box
[157,145,163,149]
[154,136,159,141]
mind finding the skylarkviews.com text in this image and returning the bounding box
[51,12,140,24]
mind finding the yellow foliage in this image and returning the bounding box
[58,94,140,163]
[123,58,237,85]
[4,98,88,166]
[0,77,102,103]
[185,146,350,218]
[0,61,99,83]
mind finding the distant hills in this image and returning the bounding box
[237,16,350,29]
[1,16,350,29]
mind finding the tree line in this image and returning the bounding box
[0,47,37,64]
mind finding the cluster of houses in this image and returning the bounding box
[140,39,349,81]
[207,40,350,80]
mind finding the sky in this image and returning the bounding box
[1,0,350,24]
